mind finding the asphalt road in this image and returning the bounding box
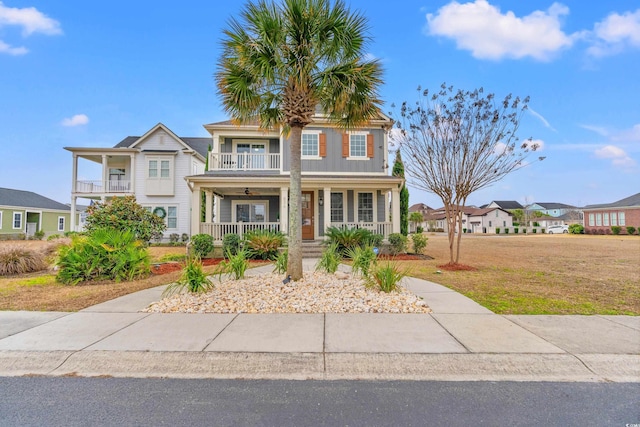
[0,378,637,426]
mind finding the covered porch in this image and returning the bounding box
[187,174,402,243]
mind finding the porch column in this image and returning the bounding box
[280,187,289,234]
[205,190,213,223]
[129,154,135,192]
[391,187,401,234]
[101,155,108,192]
[323,187,331,239]
[70,196,77,232]
[70,154,78,231]
[190,183,201,236]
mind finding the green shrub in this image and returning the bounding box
[514,228,519,234]
[416,226,424,234]
[159,253,187,263]
[33,230,45,240]
[273,249,288,274]
[222,233,242,257]
[0,247,48,275]
[215,249,249,280]
[346,245,376,278]
[504,228,509,234]
[162,256,213,297]
[324,226,373,256]
[388,233,407,255]
[47,234,62,241]
[365,232,384,248]
[463,228,467,234]
[532,228,537,234]
[243,229,285,260]
[56,229,150,285]
[366,261,408,293]
[191,234,215,258]
[541,228,546,234]
[495,227,501,234]
[626,226,637,235]
[316,242,341,274]
[84,195,166,243]
[522,228,527,234]
[611,226,621,235]
[569,224,584,234]
[411,233,428,254]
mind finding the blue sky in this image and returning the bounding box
[1,0,638,209]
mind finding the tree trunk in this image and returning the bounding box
[287,126,303,280]
[444,202,456,264]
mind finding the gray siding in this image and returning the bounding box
[220,196,280,223]
[282,127,386,173]
[221,138,279,153]
[377,190,386,222]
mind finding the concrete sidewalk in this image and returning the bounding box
[0,261,638,382]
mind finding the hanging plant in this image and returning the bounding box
[153,207,167,218]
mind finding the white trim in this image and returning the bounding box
[57,216,65,232]
[12,211,23,230]
[330,190,346,223]
[301,130,322,160]
[348,131,369,159]
[231,200,270,223]
[354,191,376,223]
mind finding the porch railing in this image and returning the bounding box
[75,180,131,194]
[209,152,280,171]
[200,222,281,241]
[330,222,393,237]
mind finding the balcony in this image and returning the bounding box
[209,152,280,171]
[75,180,132,194]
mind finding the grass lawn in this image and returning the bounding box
[0,234,638,314]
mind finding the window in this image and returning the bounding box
[357,193,373,222]
[160,160,170,178]
[148,160,158,178]
[611,212,618,226]
[330,192,344,223]
[147,206,177,229]
[589,214,595,226]
[147,157,172,180]
[146,156,174,196]
[58,216,65,232]
[302,133,319,157]
[603,213,610,226]
[13,212,22,229]
[234,202,267,222]
[350,134,367,158]
[619,211,626,226]
[489,221,492,227]
[596,213,602,226]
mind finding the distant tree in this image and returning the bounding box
[216,0,383,280]
[409,211,423,233]
[392,83,543,265]
[392,150,409,235]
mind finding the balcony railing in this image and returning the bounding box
[209,153,280,171]
[330,222,393,237]
[200,222,281,241]
[75,180,132,194]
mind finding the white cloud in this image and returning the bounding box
[528,108,556,131]
[594,145,636,168]
[61,114,89,127]
[612,124,640,143]
[587,9,640,57]
[580,124,609,137]
[0,2,61,55]
[425,0,576,61]
[0,39,27,55]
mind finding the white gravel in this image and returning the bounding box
[144,271,431,314]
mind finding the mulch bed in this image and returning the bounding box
[378,253,434,261]
[436,262,478,271]
[151,258,224,275]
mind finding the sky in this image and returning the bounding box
[1,0,638,209]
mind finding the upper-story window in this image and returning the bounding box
[343,132,373,160]
[301,131,325,159]
[146,155,174,196]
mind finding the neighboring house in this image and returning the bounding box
[185,111,403,241]
[65,123,210,238]
[421,206,513,234]
[484,200,524,210]
[0,187,71,239]
[409,203,435,232]
[528,202,578,218]
[582,192,640,234]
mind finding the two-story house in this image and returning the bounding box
[65,123,210,238]
[186,112,403,241]
[66,113,403,243]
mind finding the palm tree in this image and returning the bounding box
[216,0,383,280]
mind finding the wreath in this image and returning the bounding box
[153,207,167,218]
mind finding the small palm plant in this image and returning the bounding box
[345,245,376,278]
[215,249,249,280]
[273,249,288,274]
[162,256,213,297]
[316,242,341,274]
[366,261,409,293]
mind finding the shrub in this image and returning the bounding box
[388,233,407,255]
[611,226,621,235]
[495,227,501,234]
[169,233,180,243]
[33,230,45,240]
[0,247,48,276]
[346,245,376,278]
[162,256,213,297]
[84,195,166,243]
[532,228,537,234]
[191,234,215,258]
[514,228,519,234]
[215,249,249,280]
[504,228,509,234]
[416,226,424,234]
[569,224,584,234]
[56,229,150,285]
[522,228,527,234]
[181,233,190,243]
[366,261,408,293]
[222,233,242,257]
[365,232,384,248]
[411,233,428,254]
[243,229,285,260]
[273,249,288,274]
[47,234,62,241]
[324,226,374,256]
[541,229,546,234]
[316,242,341,274]
[626,226,637,235]
[463,228,467,233]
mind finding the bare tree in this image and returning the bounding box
[392,84,543,265]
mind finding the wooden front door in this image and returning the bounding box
[301,191,314,240]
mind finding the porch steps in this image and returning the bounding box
[301,241,325,258]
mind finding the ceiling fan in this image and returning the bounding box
[244,188,258,196]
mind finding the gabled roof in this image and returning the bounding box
[583,192,640,210]
[409,203,433,212]
[487,200,523,210]
[531,202,577,210]
[0,187,70,211]
[114,123,210,159]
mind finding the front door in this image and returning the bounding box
[302,191,314,240]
